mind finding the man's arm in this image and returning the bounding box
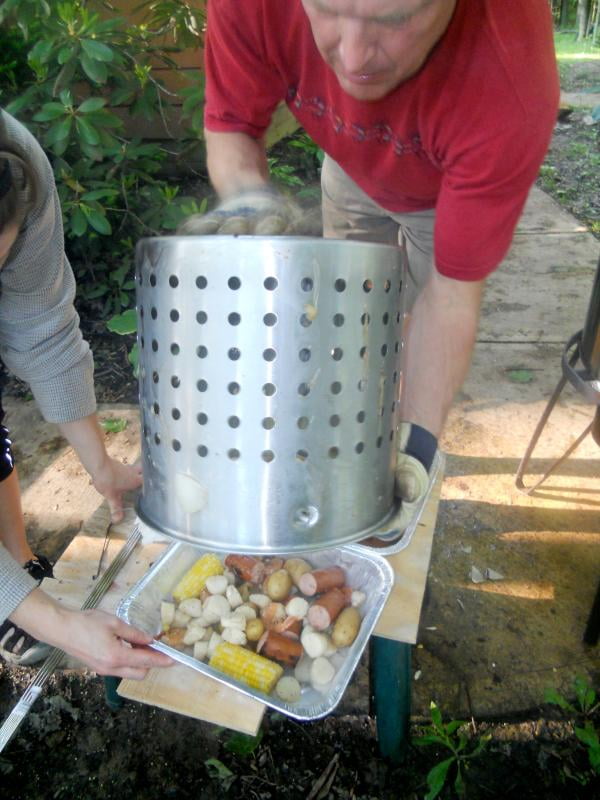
[205,130,270,198]
[399,270,484,438]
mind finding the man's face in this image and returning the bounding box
[302,0,457,101]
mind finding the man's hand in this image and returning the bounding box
[177,186,304,236]
[91,458,143,524]
[392,422,438,534]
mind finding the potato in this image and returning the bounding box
[249,593,270,609]
[205,575,228,595]
[222,627,247,646]
[300,627,329,659]
[331,607,361,648]
[275,676,302,703]
[286,596,309,619]
[266,569,293,601]
[178,597,204,617]
[225,584,243,608]
[236,603,257,620]
[193,640,209,661]
[160,601,175,631]
[245,618,265,642]
[310,656,335,689]
[203,594,231,624]
[173,609,191,628]
[284,558,312,588]
[183,626,206,645]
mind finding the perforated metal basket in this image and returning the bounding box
[135,236,405,553]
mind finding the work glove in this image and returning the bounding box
[366,422,438,546]
[177,186,311,236]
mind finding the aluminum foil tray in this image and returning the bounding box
[356,451,445,556]
[116,542,394,721]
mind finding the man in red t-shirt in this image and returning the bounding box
[180,0,559,532]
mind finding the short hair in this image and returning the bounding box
[0,111,40,234]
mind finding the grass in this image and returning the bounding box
[554,30,600,61]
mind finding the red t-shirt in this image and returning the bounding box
[204,0,559,281]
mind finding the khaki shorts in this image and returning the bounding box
[321,155,435,311]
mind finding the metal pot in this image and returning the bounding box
[135,236,405,553]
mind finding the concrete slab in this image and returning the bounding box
[517,185,591,235]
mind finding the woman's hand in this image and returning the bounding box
[90,457,143,523]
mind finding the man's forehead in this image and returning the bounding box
[303,0,436,22]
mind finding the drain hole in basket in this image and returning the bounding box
[395,341,400,353]
[381,344,388,357]
[228,312,241,326]
[390,430,395,441]
[329,414,340,427]
[300,313,312,328]
[376,436,383,448]
[363,279,373,293]
[172,440,181,452]
[196,379,208,392]
[384,279,391,293]
[301,277,313,291]
[333,313,345,327]
[154,433,161,445]
[150,273,156,287]
[331,381,342,395]
[196,311,207,324]
[263,313,277,326]
[151,307,157,320]
[382,312,390,325]
[262,450,275,462]
[171,376,181,388]
[361,312,370,326]
[228,448,240,460]
[357,411,366,423]
[170,309,179,322]
[197,445,208,457]
[355,442,364,454]
[328,446,339,459]
[298,382,310,396]
[152,402,159,414]
[263,348,276,362]
[299,348,311,362]
[172,409,181,420]
[334,278,346,292]
[264,276,278,290]
[296,449,308,461]
[332,347,343,361]
[393,371,399,384]
[171,343,180,355]
[228,416,240,428]
[152,339,158,352]
[262,417,275,430]
[197,412,208,425]
[228,276,241,290]
[228,347,241,361]
[297,416,309,429]
[263,382,276,396]
[358,379,367,391]
[228,382,241,395]
[169,275,178,288]
[196,275,207,289]
[152,371,159,384]
[197,345,208,358]
[293,506,318,528]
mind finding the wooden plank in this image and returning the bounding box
[41,507,265,733]
[374,468,444,643]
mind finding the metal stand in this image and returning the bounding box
[515,255,600,646]
[369,637,411,763]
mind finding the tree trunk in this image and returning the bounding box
[576,0,589,39]
[560,0,570,27]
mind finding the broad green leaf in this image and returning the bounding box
[425,757,455,800]
[81,52,108,84]
[83,207,111,235]
[128,342,139,375]
[544,687,574,712]
[107,309,137,335]
[506,368,533,384]
[85,284,109,300]
[76,117,101,146]
[46,116,73,146]
[430,701,443,728]
[29,39,53,64]
[70,207,87,237]
[414,734,449,747]
[224,729,264,756]
[58,44,76,65]
[100,418,128,433]
[590,746,600,773]
[454,765,466,797]
[575,723,599,749]
[78,97,107,114]
[81,39,114,62]
[445,720,467,735]
[81,189,119,202]
[34,103,67,122]
[204,757,234,781]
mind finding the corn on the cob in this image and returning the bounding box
[209,642,283,693]
[172,553,223,602]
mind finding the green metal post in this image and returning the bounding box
[369,636,412,763]
[104,676,124,711]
